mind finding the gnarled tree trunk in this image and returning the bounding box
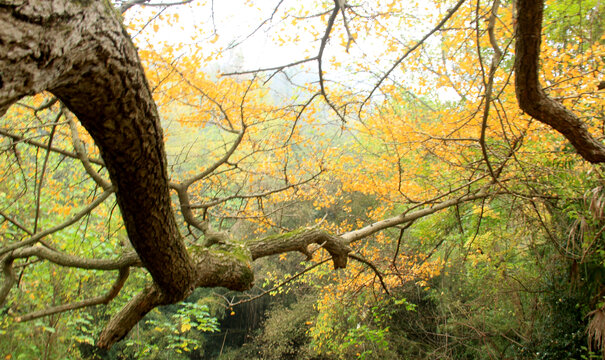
[0,2,353,345]
[0,0,197,300]
[2,0,583,351]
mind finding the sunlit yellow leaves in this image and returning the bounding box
[180,322,192,333]
[49,204,71,217]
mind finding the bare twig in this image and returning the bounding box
[65,107,111,190]
[33,111,61,233]
[349,253,390,295]
[0,128,104,166]
[15,267,130,322]
[223,258,330,307]
[0,190,114,256]
[189,169,323,209]
[360,0,467,116]
[0,210,32,235]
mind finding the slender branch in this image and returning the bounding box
[15,267,130,322]
[317,5,345,121]
[119,0,148,13]
[119,0,193,13]
[348,253,390,295]
[66,108,111,190]
[8,246,141,270]
[0,128,105,166]
[139,0,193,7]
[284,92,321,145]
[391,220,415,267]
[222,58,318,77]
[15,96,59,114]
[335,0,354,52]
[0,190,114,256]
[33,111,61,233]
[220,0,287,54]
[172,79,248,188]
[341,187,490,243]
[172,184,206,232]
[479,0,503,181]
[360,0,467,115]
[0,210,32,235]
[225,259,330,307]
[189,169,323,209]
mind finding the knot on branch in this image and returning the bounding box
[247,228,352,269]
[191,243,254,292]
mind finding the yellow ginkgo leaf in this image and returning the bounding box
[180,322,192,333]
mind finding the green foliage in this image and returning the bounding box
[118,302,219,359]
[308,291,417,359]
[521,282,590,359]
[219,294,318,360]
[2,1,604,359]
[545,0,605,47]
[68,314,97,346]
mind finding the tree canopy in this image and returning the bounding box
[0,0,604,357]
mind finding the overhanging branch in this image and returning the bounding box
[514,0,605,163]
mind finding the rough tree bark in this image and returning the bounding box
[1,0,580,350]
[0,0,197,301]
[514,0,605,163]
[0,0,201,346]
[0,2,354,348]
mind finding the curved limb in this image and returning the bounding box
[514,0,605,163]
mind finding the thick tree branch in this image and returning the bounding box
[0,0,197,301]
[0,257,15,307]
[248,228,352,269]
[98,246,255,347]
[340,187,490,243]
[514,0,605,163]
[97,285,163,348]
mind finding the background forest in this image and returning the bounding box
[1,0,604,359]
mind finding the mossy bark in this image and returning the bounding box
[248,228,351,269]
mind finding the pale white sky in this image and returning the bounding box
[125,0,460,101]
